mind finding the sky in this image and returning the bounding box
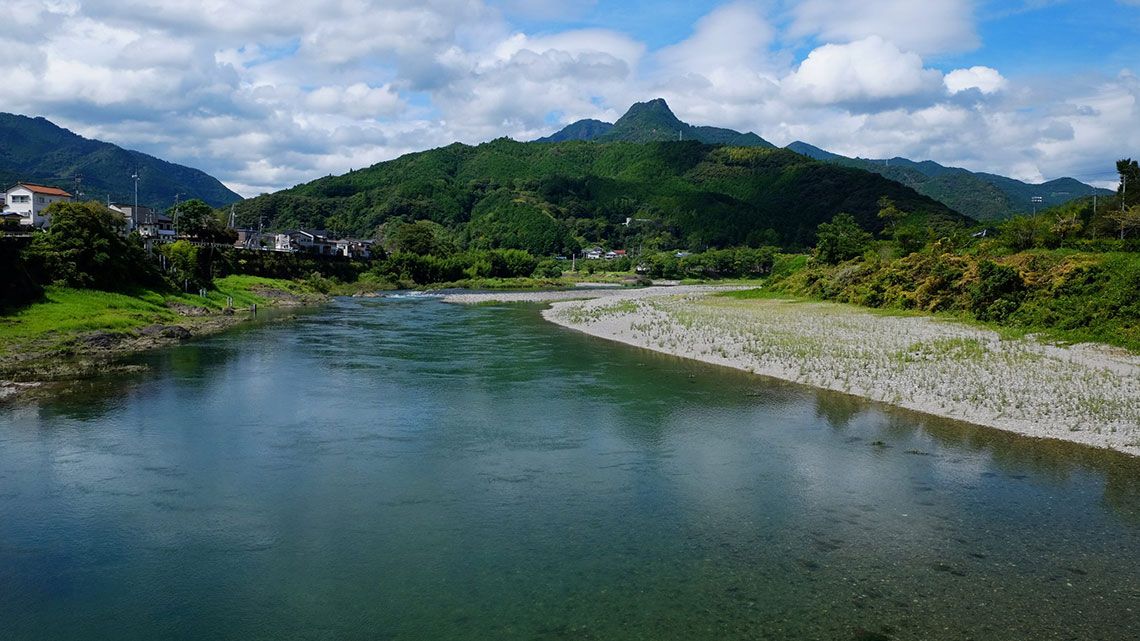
[2,0,1138,197]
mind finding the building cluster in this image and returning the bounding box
[272,229,374,258]
[1,182,174,236]
[2,181,373,259]
[583,246,627,260]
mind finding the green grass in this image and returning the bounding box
[0,276,317,359]
[756,250,1140,354]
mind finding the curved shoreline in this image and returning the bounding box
[448,287,1140,456]
[0,289,327,404]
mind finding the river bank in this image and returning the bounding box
[0,276,327,402]
[446,287,1140,456]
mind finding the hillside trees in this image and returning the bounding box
[1107,206,1140,240]
[815,213,872,264]
[1118,158,1139,208]
[25,201,157,290]
[168,199,232,241]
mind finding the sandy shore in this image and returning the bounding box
[450,287,1140,456]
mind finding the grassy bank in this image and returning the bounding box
[751,250,1140,354]
[0,275,325,382]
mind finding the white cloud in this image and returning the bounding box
[945,66,1008,95]
[789,0,978,56]
[0,0,1133,199]
[656,1,775,74]
[783,36,943,105]
[304,84,406,119]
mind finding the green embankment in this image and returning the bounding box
[0,276,317,360]
[729,250,1140,353]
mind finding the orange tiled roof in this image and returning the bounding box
[17,183,72,197]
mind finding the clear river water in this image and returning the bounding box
[1,296,1139,640]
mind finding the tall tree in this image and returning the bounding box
[168,199,228,240]
[1106,206,1140,240]
[1118,159,1140,208]
[815,213,872,264]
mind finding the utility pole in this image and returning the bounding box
[131,170,140,226]
[173,193,183,235]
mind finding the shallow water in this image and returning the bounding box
[1,297,1138,640]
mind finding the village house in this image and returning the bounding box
[274,230,374,258]
[584,246,604,260]
[234,228,264,250]
[3,183,72,228]
[137,213,175,239]
[109,203,174,238]
[108,203,149,233]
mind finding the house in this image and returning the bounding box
[275,230,334,254]
[234,228,264,249]
[334,238,374,259]
[275,230,374,258]
[136,213,175,239]
[108,203,153,232]
[584,246,604,260]
[3,183,72,228]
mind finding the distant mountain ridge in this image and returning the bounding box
[786,141,1111,220]
[537,99,775,148]
[0,113,242,209]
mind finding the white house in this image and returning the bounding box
[108,203,150,232]
[3,183,72,228]
[274,230,373,258]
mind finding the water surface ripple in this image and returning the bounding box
[1,297,1138,640]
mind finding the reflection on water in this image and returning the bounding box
[1,297,1138,640]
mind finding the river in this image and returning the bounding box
[1,296,1138,640]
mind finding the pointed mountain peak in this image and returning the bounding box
[532,98,773,148]
[616,98,682,125]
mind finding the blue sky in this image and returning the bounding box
[0,0,1137,195]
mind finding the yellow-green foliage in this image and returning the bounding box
[766,250,1140,352]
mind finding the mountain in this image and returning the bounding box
[786,141,1111,220]
[537,99,775,148]
[233,137,969,255]
[535,119,613,143]
[0,113,242,209]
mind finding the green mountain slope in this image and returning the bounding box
[534,119,613,143]
[234,138,969,254]
[538,99,775,147]
[786,141,1111,220]
[0,113,242,209]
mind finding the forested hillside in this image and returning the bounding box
[786,141,1111,220]
[0,113,242,209]
[233,139,969,255]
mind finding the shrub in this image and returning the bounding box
[968,260,1025,321]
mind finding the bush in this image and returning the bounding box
[968,260,1025,321]
[533,259,564,279]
